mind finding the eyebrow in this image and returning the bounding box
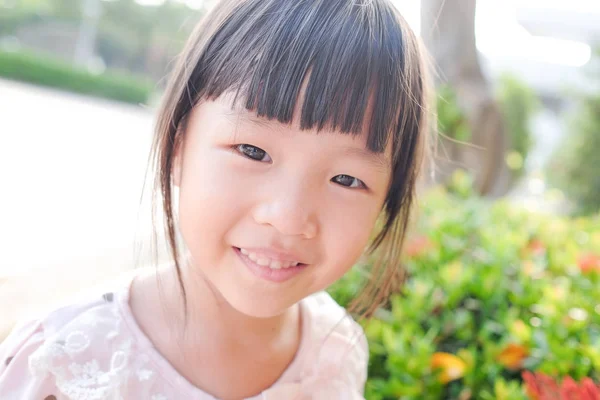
[224,108,276,129]
[342,146,391,172]
[224,108,391,171]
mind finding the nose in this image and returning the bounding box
[252,181,319,239]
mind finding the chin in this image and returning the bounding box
[223,286,298,319]
[185,252,305,318]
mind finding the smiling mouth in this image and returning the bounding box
[234,247,308,283]
[234,247,306,270]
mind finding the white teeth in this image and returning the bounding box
[256,258,270,266]
[239,248,300,270]
[271,261,282,269]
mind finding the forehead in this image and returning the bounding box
[213,94,392,168]
[186,0,413,161]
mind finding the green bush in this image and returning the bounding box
[435,77,539,184]
[548,48,600,215]
[496,73,540,177]
[329,171,600,399]
[0,49,154,105]
[436,85,471,143]
[0,10,42,36]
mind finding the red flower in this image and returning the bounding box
[578,253,600,275]
[405,235,433,258]
[528,239,547,256]
[522,371,600,400]
[582,378,600,400]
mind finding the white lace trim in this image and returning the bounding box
[27,297,166,400]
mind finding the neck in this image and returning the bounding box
[159,264,299,352]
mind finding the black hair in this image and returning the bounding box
[151,0,431,316]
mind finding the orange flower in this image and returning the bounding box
[431,352,467,384]
[578,253,600,274]
[405,235,433,257]
[497,343,529,370]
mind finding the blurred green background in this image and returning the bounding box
[0,0,203,102]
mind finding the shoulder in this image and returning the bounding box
[1,286,123,361]
[298,291,368,396]
[302,291,368,360]
[0,277,142,399]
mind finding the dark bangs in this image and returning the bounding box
[183,0,411,154]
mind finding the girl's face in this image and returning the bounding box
[173,95,392,318]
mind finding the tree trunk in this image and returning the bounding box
[421,0,511,196]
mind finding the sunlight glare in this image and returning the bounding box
[476,0,592,67]
[134,0,165,6]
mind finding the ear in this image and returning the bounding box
[172,136,183,187]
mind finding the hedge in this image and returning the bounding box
[328,171,600,399]
[0,49,154,105]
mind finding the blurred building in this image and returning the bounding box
[472,0,599,175]
[478,0,599,103]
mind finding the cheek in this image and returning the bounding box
[317,200,381,284]
[176,149,248,250]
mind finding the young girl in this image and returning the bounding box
[0,0,429,398]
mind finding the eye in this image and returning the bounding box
[235,144,272,162]
[332,174,366,189]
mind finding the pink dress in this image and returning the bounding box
[0,273,368,399]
